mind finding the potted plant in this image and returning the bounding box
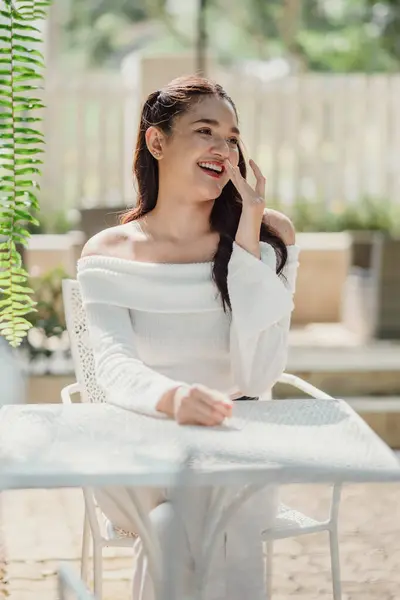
[336,199,396,269]
[283,198,400,338]
[20,266,70,369]
[336,200,400,340]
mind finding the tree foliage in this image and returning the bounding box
[365,0,400,63]
[0,0,51,347]
[64,0,156,65]
[64,0,400,71]
[298,0,398,71]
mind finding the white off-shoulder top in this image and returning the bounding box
[77,242,300,417]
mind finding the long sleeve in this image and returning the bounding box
[83,301,181,417]
[228,242,300,396]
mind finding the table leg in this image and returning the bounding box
[104,488,162,592]
[196,483,269,597]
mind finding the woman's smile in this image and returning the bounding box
[197,160,226,179]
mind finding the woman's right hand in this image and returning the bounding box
[173,384,233,426]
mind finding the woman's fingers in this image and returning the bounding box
[179,398,223,426]
[226,160,245,193]
[194,385,233,418]
[193,401,225,426]
[176,385,232,426]
[227,159,266,205]
[249,159,266,199]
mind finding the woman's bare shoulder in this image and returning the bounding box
[81,223,144,259]
[263,209,296,246]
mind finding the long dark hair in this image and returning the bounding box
[121,75,287,310]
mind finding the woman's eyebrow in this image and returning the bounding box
[192,118,240,135]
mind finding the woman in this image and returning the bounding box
[78,75,299,600]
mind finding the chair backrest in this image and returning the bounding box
[62,279,106,403]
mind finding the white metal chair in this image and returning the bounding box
[264,372,342,600]
[58,563,95,600]
[61,280,135,600]
[61,279,342,600]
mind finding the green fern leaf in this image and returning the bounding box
[13,85,41,94]
[0,303,30,313]
[16,167,42,176]
[0,314,32,326]
[15,127,44,136]
[4,273,26,284]
[7,147,44,155]
[3,208,39,225]
[0,0,50,346]
[12,65,36,75]
[11,45,43,58]
[10,22,41,33]
[13,72,41,82]
[0,327,14,336]
[10,34,40,45]
[9,236,28,248]
[12,54,45,68]
[14,102,45,111]
[0,320,32,332]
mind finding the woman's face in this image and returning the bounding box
[152,95,241,201]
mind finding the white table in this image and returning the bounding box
[1,400,400,599]
[1,400,399,487]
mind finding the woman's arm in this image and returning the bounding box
[225,160,298,396]
[228,242,299,396]
[84,301,181,417]
[84,301,232,422]
[78,230,232,424]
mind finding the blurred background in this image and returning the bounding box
[15,0,400,446]
[2,5,400,599]
[40,0,400,213]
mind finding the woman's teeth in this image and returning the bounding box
[198,162,224,174]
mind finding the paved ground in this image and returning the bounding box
[2,483,400,600]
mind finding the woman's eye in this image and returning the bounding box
[196,129,239,146]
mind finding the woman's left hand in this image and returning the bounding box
[226,158,267,257]
[226,158,266,218]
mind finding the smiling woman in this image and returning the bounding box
[78,75,299,600]
[121,76,289,306]
[143,94,240,206]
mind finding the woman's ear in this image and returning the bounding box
[145,126,164,160]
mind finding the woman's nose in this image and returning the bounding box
[211,137,230,157]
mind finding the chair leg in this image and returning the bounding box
[329,528,342,600]
[80,509,90,584]
[264,540,273,600]
[93,541,103,600]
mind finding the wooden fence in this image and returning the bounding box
[220,72,400,206]
[40,71,400,212]
[41,72,137,212]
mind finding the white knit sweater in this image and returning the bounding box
[77,242,300,417]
